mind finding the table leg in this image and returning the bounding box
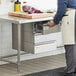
[17,24,21,72]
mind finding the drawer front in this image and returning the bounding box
[34,40,57,54]
[35,32,59,43]
[35,32,63,47]
[35,33,55,43]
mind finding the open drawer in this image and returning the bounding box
[12,22,60,54]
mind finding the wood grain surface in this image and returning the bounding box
[8,12,55,19]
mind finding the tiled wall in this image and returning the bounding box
[0,1,13,14]
[20,0,57,11]
[0,0,57,14]
[0,22,17,64]
[0,22,12,57]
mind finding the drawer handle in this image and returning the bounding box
[35,40,56,46]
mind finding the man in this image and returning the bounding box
[48,0,76,76]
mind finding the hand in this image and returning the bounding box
[48,21,56,27]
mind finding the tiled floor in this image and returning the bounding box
[0,53,66,76]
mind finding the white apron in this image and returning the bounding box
[61,9,76,45]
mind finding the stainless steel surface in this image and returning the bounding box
[0,14,53,24]
[17,24,21,72]
[0,53,66,76]
[0,58,16,64]
[12,22,61,54]
[0,52,26,59]
[0,14,63,72]
[32,22,60,35]
[0,47,65,63]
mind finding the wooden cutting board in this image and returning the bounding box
[8,12,55,19]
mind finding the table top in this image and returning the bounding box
[0,14,53,24]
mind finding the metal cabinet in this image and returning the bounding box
[12,21,60,54]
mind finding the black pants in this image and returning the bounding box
[64,45,76,73]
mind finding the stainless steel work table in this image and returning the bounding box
[0,14,64,72]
